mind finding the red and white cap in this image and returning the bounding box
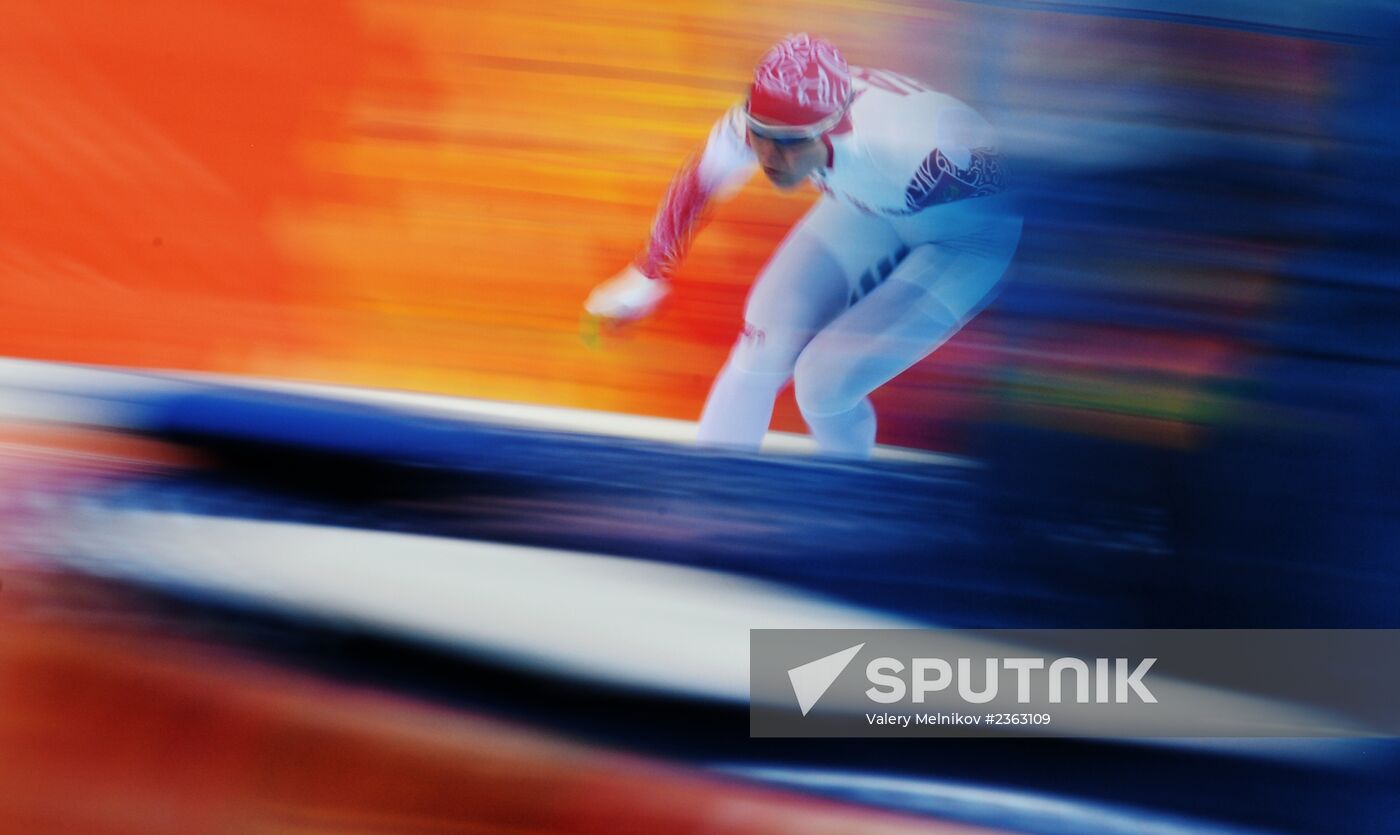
[745,34,852,140]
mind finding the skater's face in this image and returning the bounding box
[748,130,827,189]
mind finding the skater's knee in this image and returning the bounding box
[728,321,809,378]
[793,348,861,417]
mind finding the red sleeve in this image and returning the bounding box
[632,154,715,281]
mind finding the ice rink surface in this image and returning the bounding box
[3,359,1397,834]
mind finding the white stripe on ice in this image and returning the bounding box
[50,509,918,701]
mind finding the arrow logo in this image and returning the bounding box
[787,643,864,716]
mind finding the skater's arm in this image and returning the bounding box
[633,106,757,281]
[900,105,1008,212]
[586,107,755,322]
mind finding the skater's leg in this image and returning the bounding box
[794,211,1022,458]
[697,199,898,450]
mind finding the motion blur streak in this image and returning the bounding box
[717,767,1269,835]
[0,574,1000,835]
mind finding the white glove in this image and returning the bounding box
[585,265,670,323]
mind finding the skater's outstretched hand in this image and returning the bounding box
[584,265,669,325]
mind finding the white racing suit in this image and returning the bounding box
[635,68,1022,457]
